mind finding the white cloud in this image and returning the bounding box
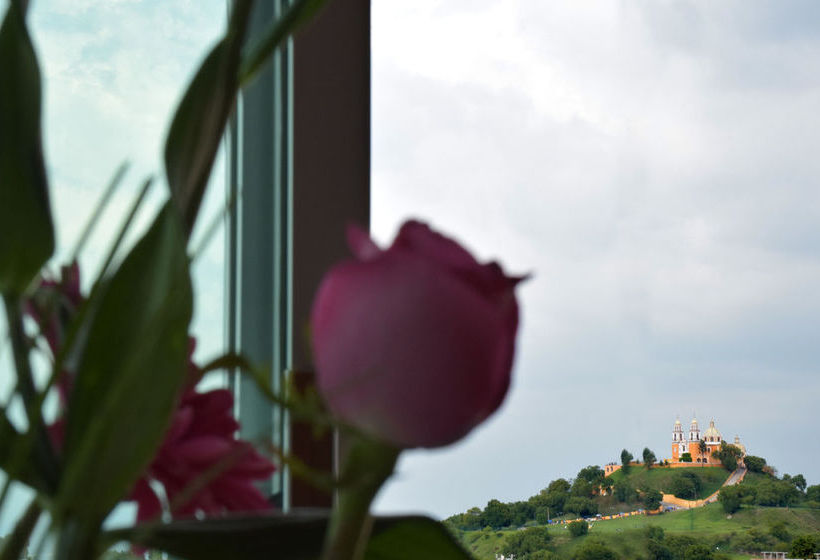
[372,0,820,518]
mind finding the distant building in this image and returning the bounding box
[604,417,748,477]
[671,416,746,465]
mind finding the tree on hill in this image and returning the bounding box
[751,479,802,507]
[711,442,742,471]
[510,500,536,526]
[620,449,633,473]
[744,455,767,473]
[565,496,598,516]
[680,452,692,463]
[529,552,558,560]
[577,465,606,485]
[532,479,571,513]
[504,526,551,560]
[646,526,664,542]
[447,506,484,530]
[718,485,742,514]
[484,499,512,528]
[647,539,672,560]
[806,484,820,504]
[683,543,714,560]
[547,478,571,494]
[670,471,702,500]
[643,488,663,510]
[790,535,817,559]
[643,448,657,469]
[769,521,791,543]
[698,440,707,455]
[614,479,637,503]
[571,478,595,498]
[784,473,807,493]
[600,476,614,495]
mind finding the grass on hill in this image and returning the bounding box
[608,465,728,499]
[458,503,820,560]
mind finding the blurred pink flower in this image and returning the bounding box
[310,220,525,448]
[26,264,275,521]
[131,385,276,522]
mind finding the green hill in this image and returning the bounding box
[446,460,820,559]
[457,504,820,560]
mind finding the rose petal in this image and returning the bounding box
[313,252,513,447]
[346,223,381,261]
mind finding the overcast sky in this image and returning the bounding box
[371,0,820,518]
[2,0,819,534]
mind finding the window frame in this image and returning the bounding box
[226,0,370,511]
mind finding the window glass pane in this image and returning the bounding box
[29,0,229,375]
[0,0,228,537]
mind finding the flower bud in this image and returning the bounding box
[311,221,524,448]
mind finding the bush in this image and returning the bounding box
[565,497,598,517]
[484,499,512,528]
[754,479,802,507]
[613,480,637,503]
[529,551,558,560]
[643,488,663,510]
[647,540,672,560]
[744,455,766,473]
[790,535,817,559]
[670,471,702,499]
[769,521,791,543]
[718,486,742,514]
[568,520,589,537]
[573,540,617,560]
[505,527,551,560]
[666,535,698,558]
[711,443,742,472]
[683,544,713,560]
[730,527,774,552]
[646,525,664,542]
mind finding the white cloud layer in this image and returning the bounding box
[371,0,820,518]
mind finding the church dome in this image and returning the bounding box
[703,419,721,442]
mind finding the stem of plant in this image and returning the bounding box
[321,437,400,560]
[54,518,102,560]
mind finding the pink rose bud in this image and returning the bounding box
[310,220,525,448]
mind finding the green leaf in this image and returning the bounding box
[164,1,251,238]
[0,2,55,295]
[238,0,328,86]
[107,512,328,560]
[55,202,193,523]
[364,517,474,560]
[104,514,473,560]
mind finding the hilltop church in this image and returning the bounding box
[671,416,746,465]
